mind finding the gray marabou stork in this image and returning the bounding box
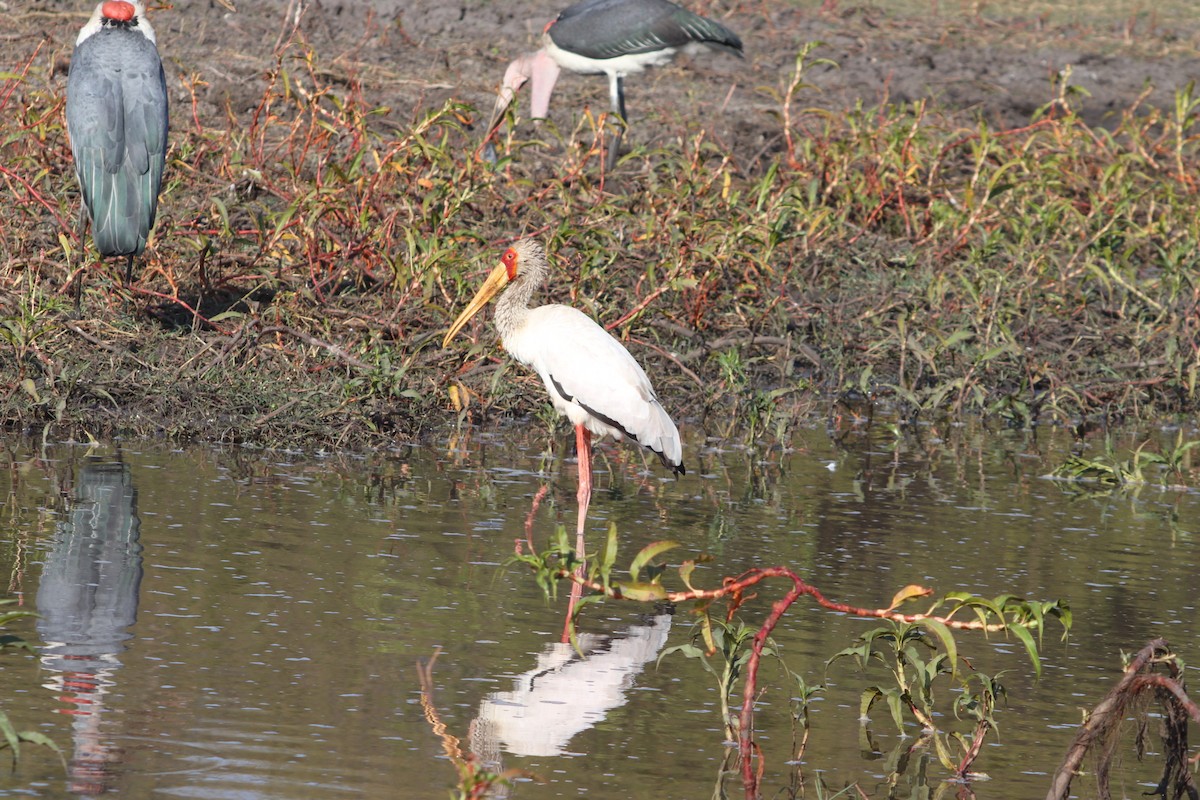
[485,0,743,168]
[66,0,168,295]
[444,240,684,628]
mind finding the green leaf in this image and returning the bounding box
[859,686,882,719]
[0,636,35,653]
[553,525,572,557]
[885,691,905,733]
[11,731,60,754]
[1025,601,1046,644]
[918,618,958,681]
[678,560,697,591]
[19,379,39,403]
[700,613,716,655]
[212,197,231,232]
[0,711,20,758]
[659,643,706,661]
[1052,601,1073,635]
[940,329,975,349]
[660,643,719,677]
[827,644,869,671]
[209,310,246,323]
[598,522,619,588]
[1008,622,1041,677]
[628,540,679,583]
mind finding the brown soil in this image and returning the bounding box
[160,1,1200,163]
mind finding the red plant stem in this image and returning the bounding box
[523,484,549,552]
[0,40,43,112]
[955,716,991,778]
[0,165,70,233]
[550,562,1039,798]
[738,567,806,798]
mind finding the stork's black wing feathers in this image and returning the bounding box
[551,0,743,61]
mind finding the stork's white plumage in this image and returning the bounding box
[66,0,168,298]
[443,239,684,634]
[484,0,744,168]
[444,239,684,475]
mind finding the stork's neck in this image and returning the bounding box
[493,247,550,344]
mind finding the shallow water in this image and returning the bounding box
[0,422,1197,799]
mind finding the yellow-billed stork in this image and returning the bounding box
[484,0,744,168]
[443,240,684,617]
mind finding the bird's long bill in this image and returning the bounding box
[442,263,510,347]
[484,56,530,148]
[484,51,562,139]
[481,56,530,162]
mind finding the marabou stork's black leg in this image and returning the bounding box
[124,254,135,285]
[73,269,84,317]
[606,74,627,170]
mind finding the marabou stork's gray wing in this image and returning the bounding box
[66,32,168,257]
[551,0,743,61]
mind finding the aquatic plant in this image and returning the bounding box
[0,599,62,767]
[827,618,1011,782]
[509,528,1071,797]
[1052,431,1199,489]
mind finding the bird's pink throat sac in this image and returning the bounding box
[101,1,136,22]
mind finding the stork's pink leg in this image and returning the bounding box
[574,425,593,551]
[562,424,592,642]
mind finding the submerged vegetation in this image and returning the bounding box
[0,599,61,766]
[0,21,1198,452]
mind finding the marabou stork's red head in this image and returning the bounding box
[101,1,136,22]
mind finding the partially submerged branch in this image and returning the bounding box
[1046,638,1199,800]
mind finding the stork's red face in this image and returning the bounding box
[101,0,135,22]
[501,247,519,280]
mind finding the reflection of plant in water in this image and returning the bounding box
[0,598,64,767]
[509,531,1071,797]
[786,673,823,794]
[659,617,774,743]
[415,647,537,800]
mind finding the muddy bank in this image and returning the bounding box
[2,2,1199,449]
